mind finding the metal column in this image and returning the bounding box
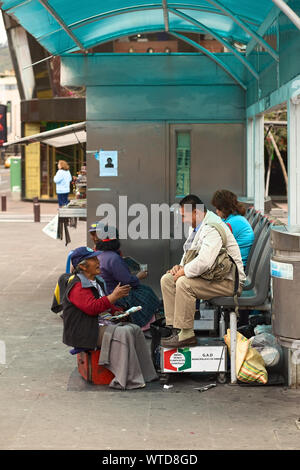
[288,100,300,225]
[254,115,265,214]
[247,118,255,200]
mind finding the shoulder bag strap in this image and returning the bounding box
[208,222,240,313]
[206,222,227,247]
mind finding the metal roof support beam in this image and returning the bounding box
[169,7,259,80]
[23,54,54,70]
[271,0,300,30]
[70,6,162,31]
[162,0,169,32]
[37,0,87,53]
[204,0,279,61]
[3,121,86,147]
[67,4,259,32]
[246,5,279,56]
[170,31,247,90]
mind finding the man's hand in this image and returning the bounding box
[168,265,181,275]
[173,267,185,282]
[108,283,131,304]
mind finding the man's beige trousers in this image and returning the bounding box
[160,272,235,329]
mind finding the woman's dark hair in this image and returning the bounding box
[179,194,206,212]
[96,238,121,252]
[211,189,246,218]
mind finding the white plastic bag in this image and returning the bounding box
[250,333,282,368]
[42,214,59,240]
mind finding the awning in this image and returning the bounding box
[1,1,299,90]
[0,1,280,55]
[3,121,86,148]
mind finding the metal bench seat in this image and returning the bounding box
[211,238,272,310]
[245,207,255,222]
[244,221,272,288]
[250,210,262,231]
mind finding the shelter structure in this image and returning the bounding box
[1,1,300,284]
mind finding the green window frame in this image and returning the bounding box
[176,131,191,197]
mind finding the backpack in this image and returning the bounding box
[51,273,76,313]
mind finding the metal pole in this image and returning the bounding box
[1,195,6,211]
[33,197,40,222]
[254,115,265,215]
[230,311,237,384]
[271,0,300,31]
[288,99,300,225]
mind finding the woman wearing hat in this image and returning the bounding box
[95,234,161,329]
[61,246,158,390]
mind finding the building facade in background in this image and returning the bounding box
[0,70,20,145]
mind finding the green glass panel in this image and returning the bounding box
[176,132,190,197]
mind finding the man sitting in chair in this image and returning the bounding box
[160,194,246,349]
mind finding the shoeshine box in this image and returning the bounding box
[160,337,227,373]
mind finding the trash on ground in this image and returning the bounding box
[250,333,283,368]
[194,383,216,392]
[254,324,273,335]
[163,384,173,389]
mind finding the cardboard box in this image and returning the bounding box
[160,337,227,373]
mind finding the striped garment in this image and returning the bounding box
[116,285,161,328]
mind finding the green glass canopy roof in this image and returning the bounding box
[0,0,280,55]
[1,0,299,90]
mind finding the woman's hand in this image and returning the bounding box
[107,283,131,304]
[137,270,148,280]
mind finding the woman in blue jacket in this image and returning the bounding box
[53,160,72,207]
[211,189,254,268]
[95,235,161,329]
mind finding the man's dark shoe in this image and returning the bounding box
[160,334,198,348]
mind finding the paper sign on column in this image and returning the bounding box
[99,150,118,177]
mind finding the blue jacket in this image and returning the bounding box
[53,169,72,194]
[97,251,140,294]
[223,214,254,267]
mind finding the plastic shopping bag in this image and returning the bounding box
[42,214,59,240]
[250,333,283,368]
[224,329,268,384]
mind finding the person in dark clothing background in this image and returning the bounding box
[96,233,161,329]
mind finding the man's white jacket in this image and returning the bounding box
[180,210,246,285]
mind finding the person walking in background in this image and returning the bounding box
[211,189,254,268]
[53,160,72,208]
